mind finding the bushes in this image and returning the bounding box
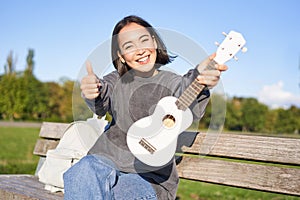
[0,73,75,122]
[200,95,300,134]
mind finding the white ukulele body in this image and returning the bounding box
[127,96,193,167]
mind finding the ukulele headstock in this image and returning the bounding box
[214,30,247,64]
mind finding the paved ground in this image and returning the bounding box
[0,121,42,128]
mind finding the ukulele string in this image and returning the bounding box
[156,59,218,133]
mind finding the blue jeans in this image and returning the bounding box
[63,154,158,200]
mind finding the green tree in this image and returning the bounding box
[289,106,300,134]
[0,50,49,121]
[4,51,16,74]
[240,98,268,132]
[274,106,300,134]
[198,93,226,131]
[25,49,34,75]
[72,81,94,121]
[60,79,74,122]
[44,79,74,122]
[22,74,49,120]
[264,109,278,133]
[225,97,243,131]
[44,82,63,121]
[0,74,18,120]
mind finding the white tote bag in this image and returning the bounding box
[38,115,108,192]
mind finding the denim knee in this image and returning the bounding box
[63,154,118,200]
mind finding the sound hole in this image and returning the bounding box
[162,114,176,128]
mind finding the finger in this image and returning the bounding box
[81,77,97,87]
[201,69,221,77]
[82,75,100,84]
[204,53,216,65]
[86,61,94,75]
[84,92,100,100]
[197,75,220,83]
[196,77,218,89]
[80,83,99,91]
[81,86,100,99]
[197,73,220,83]
[84,88,100,95]
[209,52,216,60]
[217,64,228,71]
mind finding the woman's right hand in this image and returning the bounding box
[80,61,101,100]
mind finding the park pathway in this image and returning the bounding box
[0,121,42,128]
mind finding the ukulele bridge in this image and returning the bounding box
[139,138,156,154]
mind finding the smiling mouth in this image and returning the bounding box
[137,55,150,64]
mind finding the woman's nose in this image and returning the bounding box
[136,47,146,55]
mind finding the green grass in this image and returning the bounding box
[0,126,40,174]
[177,179,299,200]
[0,126,299,199]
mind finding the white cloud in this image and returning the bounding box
[258,81,300,109]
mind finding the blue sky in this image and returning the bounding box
[1,0,300,108]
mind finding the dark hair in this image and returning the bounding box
[111,15,174,76]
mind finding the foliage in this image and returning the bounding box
[0,74,17,120]
[0,49,75,122]
[25,49,34,75]
[240,98,268,132]
[4,51,16,74]
[201,95,300,135]
[0,73,51,121]
[44,80,75,122]
[274,106,300,134]
[199,93,227,130]
[224,97,243,131]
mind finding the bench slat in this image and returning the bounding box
[0,175,63,200]
[182,132,300,165]
[33,139,59,156]
[39,122,69,139]
[176,156,300,196]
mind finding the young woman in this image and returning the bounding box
[64,15,227,200]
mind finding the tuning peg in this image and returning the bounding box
[233,56,238,61]
[241,47,248,53]
[214,41,220,46]
[222,32,228,37]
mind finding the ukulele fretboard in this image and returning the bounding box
[175,60,217,111]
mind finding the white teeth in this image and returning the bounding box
[138,56,148,62]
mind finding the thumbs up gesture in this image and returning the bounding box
[80,61,101,100]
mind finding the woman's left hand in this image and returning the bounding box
[196,53,228,89]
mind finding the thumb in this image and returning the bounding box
[86,61,94,75]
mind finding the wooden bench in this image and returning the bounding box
[0,122,300,199]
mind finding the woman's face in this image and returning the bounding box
[117,22,157,75]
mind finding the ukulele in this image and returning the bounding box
[127,30,247,167]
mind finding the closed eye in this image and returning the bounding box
[141,38,149,43]
[140,35,150,43]
[124,44,133,50]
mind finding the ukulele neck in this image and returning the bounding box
[175,59,217,111]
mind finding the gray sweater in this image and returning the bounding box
[86,68,210,199]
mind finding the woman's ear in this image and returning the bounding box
[117,51,126,64]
